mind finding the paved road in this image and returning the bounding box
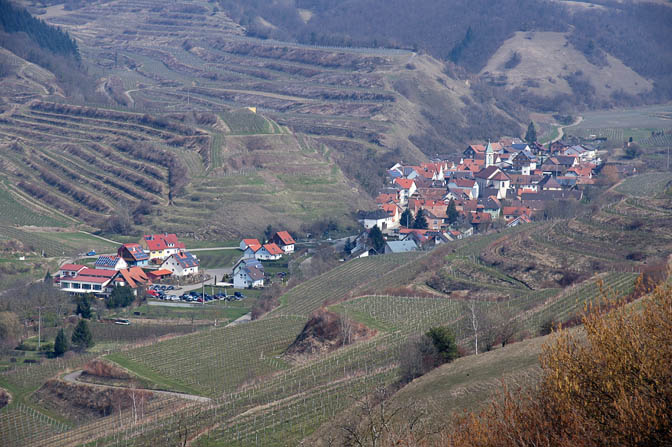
[62,370,212,403]
[225,312,251,327]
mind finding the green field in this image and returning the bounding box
[615,172,672,197]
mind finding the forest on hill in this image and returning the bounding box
[218,0,672,105]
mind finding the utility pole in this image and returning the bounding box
[37,306,42,351]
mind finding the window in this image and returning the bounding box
[61,282,70,288]
[82,283,91,290]
[72,283,81,289]
[93,285,101,291]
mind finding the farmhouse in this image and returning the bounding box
[234,266,264,289]
[160,251,199,277]
[139,233,185,262]
[111,267,152,294]
[117,243,149,267]
[272,231,295,253]
[255,243,284,261]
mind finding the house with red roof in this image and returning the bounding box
[59,267,117,295]
[256,243,284,261]
[112,267,152,291]
[393,178,417,205]
[117,243,149,267]
[239,238,262,252]
[57,264,86,280]
[139,233,186,262]
[271,231,296,254]
[502,206,534,222]
[160,251,199,277]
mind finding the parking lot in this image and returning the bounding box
[146,283,246,304]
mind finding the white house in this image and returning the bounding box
[59,267,116,295]
[357,210,389,230]
[233,265,265,289]
[160,251,199,277]
[255,243,283,261]
[272,231,295,254]
[94,256,128,271]
[393,178,417,205]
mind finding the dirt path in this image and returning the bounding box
[550,115,584,143]
[62,370,212,403]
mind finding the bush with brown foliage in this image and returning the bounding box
[82,359,132,380]
[433,282,672,447]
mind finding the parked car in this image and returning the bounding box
[114,319,130,325]
[234,291,244,298]
[87,250,96,256]
[147,289,158,297]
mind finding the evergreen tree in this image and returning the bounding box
[426,326,458,364]
[71,320,94,351]
[106,285,134,309]
[43,270,52,283]
[53,328,68,357]
[412,209,428,229]
[400,209,413,228]
[368,225,385,253]
[447,199,459,225]
[525,121,537,144]
[76,294,92,319]
[264,224,274,242]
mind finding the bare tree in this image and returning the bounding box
[339,386,429,446]
[469,299,479,355]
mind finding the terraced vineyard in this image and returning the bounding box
[108,316,306,397]
[615,172,672,197]
[270,252,423,317]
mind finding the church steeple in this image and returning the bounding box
[485,140,495,167]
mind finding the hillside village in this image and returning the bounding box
[54,231,296,298]
[52,139,604,296]
[356,138,601,253]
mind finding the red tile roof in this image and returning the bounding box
[143,233,185,252]
[70,276,110,284]
[393,178,415,190]
[116,267,151,289]
[243,239,262,250]
[59,264,86,271]
[274,231,295,246]
[78,268,117,278]
[263,243,284,256]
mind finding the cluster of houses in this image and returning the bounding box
[359,138,600,243]
[233,231,295,289]
[55,231,298,296]
[55,233,200,296]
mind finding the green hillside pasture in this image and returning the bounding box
[0,185,68,227]
[271,252,423,317]
[387,334,547,425]
[615,172,672,197]
[107,316,306,397]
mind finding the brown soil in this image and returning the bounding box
[284,309,375,362]
[0,388,11,409]
[31,379,154,423]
